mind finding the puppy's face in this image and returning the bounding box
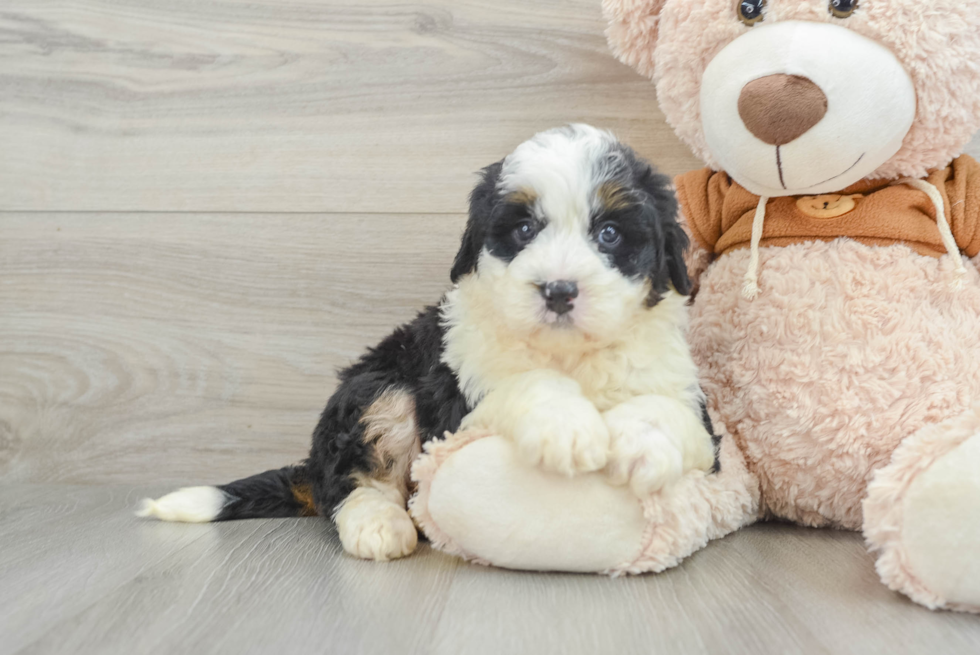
[451,125,690,346]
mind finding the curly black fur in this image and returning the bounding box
[213,305,468,521]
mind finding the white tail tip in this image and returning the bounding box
[742,279,760,300]
[135,486,228,523]
[135,498,156,518]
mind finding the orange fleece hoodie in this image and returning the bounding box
[676,155,980,259]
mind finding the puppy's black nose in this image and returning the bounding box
[541,280,578,315]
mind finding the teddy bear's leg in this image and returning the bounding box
[863,405,980,613]
[410,418,760,574]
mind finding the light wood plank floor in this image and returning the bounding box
[2,485,980,655]
[2,1,979,653]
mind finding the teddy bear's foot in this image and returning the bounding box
[864,406,980,613]
[409,418,760,574]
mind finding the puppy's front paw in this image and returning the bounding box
[513,396,609,476]
[335,489,418,561]
[606,419,684,498]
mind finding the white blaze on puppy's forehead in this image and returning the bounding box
[500,124,622,230]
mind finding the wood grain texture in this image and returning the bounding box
[0,0,699,213]
[0,213,464,484]
[0,484,464,655]
[431,524,980,655]
[2,485,979,655]
[0,485,209,654]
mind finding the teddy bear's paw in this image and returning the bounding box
[605,419,684,498]
[335,488,418,562]
[512,395,609,476]
[896,431,980,610]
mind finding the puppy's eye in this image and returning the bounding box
[597,224,622,249]
[737,0,766,25]
[513,220,538,244]
[829,0,857,17]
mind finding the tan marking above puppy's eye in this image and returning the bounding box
[737,0,766,26]
[596,183,630,211]
[829,0,858,18]
[507,189,537,206]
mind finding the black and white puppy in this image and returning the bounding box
[139,125,717,561]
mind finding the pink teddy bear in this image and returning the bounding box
[412,0,980,613]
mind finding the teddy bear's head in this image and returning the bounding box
[604,0,980,198]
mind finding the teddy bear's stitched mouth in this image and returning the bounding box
[770,149,865,192]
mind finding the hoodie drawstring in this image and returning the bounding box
[742,179,967,301]
[742,195,769,300]
[896,178,967,289]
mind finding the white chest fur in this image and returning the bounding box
[440,285,702,413]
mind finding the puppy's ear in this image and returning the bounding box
[635,162,691,304]
[662,219,692,297]
[451,161,502,283]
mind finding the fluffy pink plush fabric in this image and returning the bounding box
[864,407,980,612]
[410,429,496,567]
[600,0,980,612]
[603,0,980,179]
[615,413,759,575]
[688,238,980,528]
[411,415,760,576]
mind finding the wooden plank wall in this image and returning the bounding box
[1,1,978,484]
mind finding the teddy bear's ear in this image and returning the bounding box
[602,0,669,79]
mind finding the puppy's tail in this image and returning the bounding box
[136,464,318,523]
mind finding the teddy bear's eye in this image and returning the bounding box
[829,0,858,17]
[737,0,766,26]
